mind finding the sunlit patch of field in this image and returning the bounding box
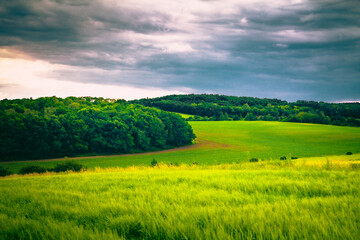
[167,111,195,119]
[1,156,360,239]
[175,112,195,118]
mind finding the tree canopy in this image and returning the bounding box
[0,97,195,161]
[131,94,360,126]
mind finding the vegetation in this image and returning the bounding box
[17,161,86,175]
[132,94,360,126]
[150,159,158,167]
[1,158,360,239]
[2,121,359,174]
[0,166,12,177]
[1,111,359,239]
[19,165,47,175]
[52,161,85,173]
[0,97,195,161]
[1,94,358,239]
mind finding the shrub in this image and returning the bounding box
[346,152,353,155]
[0,166,13,177]
[249,158,258,162]
[192,162,198,165]
[280,156,287,160]
[291,157,298,159]
[52,161,85,173]
[19,165,47,175]
[151,159,158,167]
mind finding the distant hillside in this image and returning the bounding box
[131,94,360,126]
[0,97,195,161]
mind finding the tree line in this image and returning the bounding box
[0,97,195,161]
[131,94,360,126]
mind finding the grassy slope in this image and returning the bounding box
[1,157,360,239]
[1,121,360,173]
[171,112,194,118]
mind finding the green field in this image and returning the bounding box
[1,121,360,173]
[172,112,195,118]
[1,158,360,239]
[1,121,360,239]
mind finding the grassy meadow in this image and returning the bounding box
[1,121,359,173]
[1,156,360,239]
[1,120,360,239]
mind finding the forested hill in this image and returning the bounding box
[0,97,195,161]
[131,94,360,127]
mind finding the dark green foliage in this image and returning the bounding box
[19,166,47,175]
[0,97,195,161]
[291,157,298,159]
[16,161,85,174]
[131,94,360,126]
[151,159,158,167]
[169,162,179,166]
[0,166,12,177]
[52,161,85,173]
[280,156,287,160]
[249,158,258,162]
[346,152,353,155]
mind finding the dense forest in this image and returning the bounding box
[0,97,195,161]
[132,94,360,127]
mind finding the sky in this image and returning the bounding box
[0,0,359,102]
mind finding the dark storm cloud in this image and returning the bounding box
[0,0,84,44]
[0,0,169,64]
[0,0,359,101]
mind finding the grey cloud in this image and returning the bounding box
[0,0,169,62]
[0,0,359,102]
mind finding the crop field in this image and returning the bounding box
[1,156,360,239]
[1,121,360,173]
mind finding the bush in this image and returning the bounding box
[346,152,353,155]
[280,156,287,160]
[0,166,13,177]
[52,161,85,173]
[151,159,158,167]
[19,165,47,175]
[291,157,298,159]
[249,158,258,162]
